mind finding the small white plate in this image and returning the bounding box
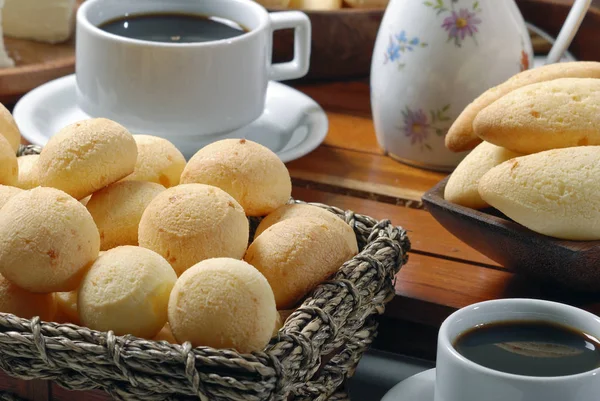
[13,74,329,162]
[381,368,436,401]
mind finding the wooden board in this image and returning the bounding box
[0,1,82,104]
[0,36,75,105]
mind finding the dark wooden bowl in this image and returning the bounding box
[422,177,600,292]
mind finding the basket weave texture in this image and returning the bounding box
[0,146,410,401]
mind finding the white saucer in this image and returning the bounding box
[13,75,328,162]
[381,368,436,401]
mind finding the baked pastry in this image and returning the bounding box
[478,146,600,240]
[446,61,600,152]
[16,155,39,189]
[168,258,277,353]
[245,217,352,309]
[180,139,291,216]
[0,274,56,321]
[0,103,21,153]
[254,203,358,254]
[0,135,17,186]
[121,135,186,188]
[444,142,522,209]
[138,184,249,276]
[54,291,80,325]
[0,185,23,209]
[38,118,138,199]
[152,323,178,343]
[86,180,165,250]
[0,187,100,292]
[78,246,177,338]
[474,78,600,154]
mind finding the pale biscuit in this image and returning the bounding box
[0,187,100,293]
[254,203,358,255]
[478,146,600,240]
[180,139,291,216]
[152,323,178,343]
[121,135,186,188]
[0,103,21,153]
[38,118,138,200]
[16,155,40,189]
[0,275,56,321]
[474,78,600,154]
[86,180,166,251]
[0,185,23,209]
[168,258,277,353]
[78,246,177,338]
[0,135,17,186]
[445,142,522,209]
[446,61,600,152]
[244,217,352,309]
[54,291,80,325]
[138,184,249,276]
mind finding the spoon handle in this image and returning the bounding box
[545,0,591,65]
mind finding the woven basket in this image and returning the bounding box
[0,146,411,401]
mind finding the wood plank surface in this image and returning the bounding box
[288,147,445,203]
[292,186,499,267]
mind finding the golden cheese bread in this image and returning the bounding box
[78,246,177,338]
[16,155,40,189]
[138,184,249,276]
[0,187,100,292]
[0,135,17,186]
[474,78,600,154]
[444,141,523,209]
[0,103,21,153]
[446,61,600,152]
[0,275,56,321]
[254,203,358,254]
[122,135,186,188]
[38,118,138,200]
[478,146,600,240]
[180,139,291,217]
[53,291,80,325]
[86,180,166,251]
[245,217,352,309]
[168,258,277,353]
[0,185,23,209]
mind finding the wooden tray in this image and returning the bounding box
[0,0,83,105]
[422,176,600,292]
[0,36,75,105]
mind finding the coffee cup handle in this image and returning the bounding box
[268,11,311,81]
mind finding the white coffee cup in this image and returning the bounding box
[436,299,600,401]
[76,0,311,137]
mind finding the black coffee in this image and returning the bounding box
[99,13,247,43]
[454,321,600,377]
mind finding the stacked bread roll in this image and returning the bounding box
[0,111,359,353]
[444,61,600,240]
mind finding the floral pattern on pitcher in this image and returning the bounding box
[399,104,451,151]
[384,30,428,68]
[425,0,482,47]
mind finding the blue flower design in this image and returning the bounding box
[384,30,427,67]
[386,38,401,62]
[395,30,408,43]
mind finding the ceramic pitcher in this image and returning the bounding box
[371,0,590,172]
